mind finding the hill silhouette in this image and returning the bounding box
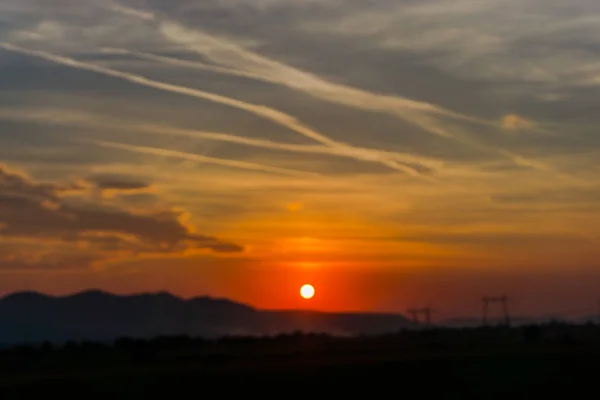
[0,290,413,344]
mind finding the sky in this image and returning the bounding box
[1,0,599,319]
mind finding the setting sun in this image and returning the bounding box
[300,284,315,300]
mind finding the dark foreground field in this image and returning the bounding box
[1,323,599,395]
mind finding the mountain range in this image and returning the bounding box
[0,290,414,344]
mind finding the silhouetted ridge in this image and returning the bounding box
[1,291,54,302]
[188,295,255,311]
[0,290,413,344]
[63,289,118,299]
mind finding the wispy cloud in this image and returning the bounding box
[104,3,489,125]
[0,42,430,177]
[0,107,446,173]
[83,138,320,177]
[101,1,154,21]
[101,3,554,173]
[302,0,600,89]
[501,114,535,132]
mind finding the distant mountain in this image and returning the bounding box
[0,290,414,344]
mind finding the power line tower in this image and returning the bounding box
[407,308,420,325]
[421,305,435,326]
[407,305,436,327]
[482,295,510,326]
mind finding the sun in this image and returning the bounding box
[300,284,315,300]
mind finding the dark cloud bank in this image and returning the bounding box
[0,164,243,269]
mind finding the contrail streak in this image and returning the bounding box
[0,106,443,174]
[0,43,335,147]
[100,47,271,84]
[83,139,320,177]
[0,42,423,177]
[101,3,554,174]
[100,48,555,174]
[103,3,489,125]
[143,125,443,170]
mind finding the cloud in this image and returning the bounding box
[0,42,427,177]
[501,114,535,131]
[87,173,152,191]
[105,3,489,131]
[0,242,105,270]
[101,1,154,21]
[84,139,320,177]
[1,2,557,178]
[0,163,243,269]
[11,21,66,42]
[100,2,555,173]
[84,173,156,200]
[0,163,84,200]
[154,14,476,119]
[301,0,600,90]
[360,230,589,247]
[0,106,446,174]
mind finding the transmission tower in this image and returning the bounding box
[482,295,510,326]
[407,305,436,327]
[407,308,420,324]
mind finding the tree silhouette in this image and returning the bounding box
[522,325,543,346]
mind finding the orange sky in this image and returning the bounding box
[1,0,600,319]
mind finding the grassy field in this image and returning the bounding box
[0,323,598,394]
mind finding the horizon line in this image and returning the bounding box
[0,288,595,321]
